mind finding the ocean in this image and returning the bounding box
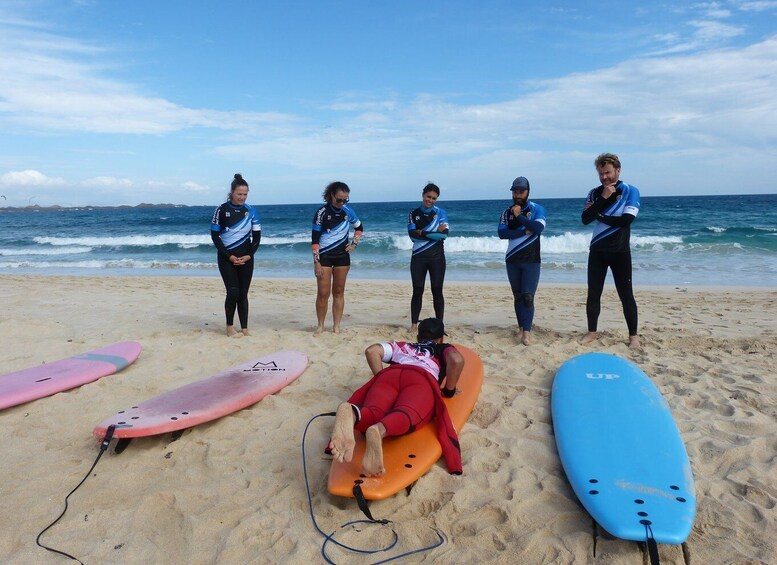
[1,194,775,287]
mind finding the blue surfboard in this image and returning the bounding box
[551,353,695,544]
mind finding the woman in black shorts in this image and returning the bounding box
[311,181,364,334]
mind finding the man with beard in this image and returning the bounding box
[580,153,641,349]
[498,176,547,345]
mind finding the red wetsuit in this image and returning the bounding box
[345,341,462,474]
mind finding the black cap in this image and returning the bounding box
[417,318,447,340]
[510,176,530,191]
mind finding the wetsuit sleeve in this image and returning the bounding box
[407,210,417,239]
[515,213,545,234]
[498,208,538,239]
[427,208,449,239]
[211,231,231,258]
[347,207,364,234]
[210,206,232,259]
[582,188,615,225]
[596,213,635,227]
[312,207,323,245]
[249,230,261,256]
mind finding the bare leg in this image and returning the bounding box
[330,403,356,463]
[580,331,598,344]
[410,323,417,335]
[362,422,386,477]
[315,266,333,335]
[331,266,350,334]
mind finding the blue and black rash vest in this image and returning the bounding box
[582,181,640,252]
[210,202,261,259]
[498,201,547,263]
[311,203,363,256]
[407,205,449,257]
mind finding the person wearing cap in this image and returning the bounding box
[407,182,449,334]
[327,318,465,477]
[581,153,641,349]
[498,176,547,345]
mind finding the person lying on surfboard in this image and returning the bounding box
[327,318,465,477]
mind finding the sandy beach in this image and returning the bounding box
[1,274,775,564]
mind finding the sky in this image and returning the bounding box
[1,0,776,207]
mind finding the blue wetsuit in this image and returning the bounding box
[312,203,363,267]
[581,181,641,335]
[498,201,547,331]
[408,205,449,323]
[211,202,261,328]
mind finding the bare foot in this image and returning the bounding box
[330,403,356,463]
[628,335,642,350]
[332,325,341,334]
[314,325,324,336]
[362,425,385,477]
[521,331,531,346]
[241,328,251,336]
[580,331,598,344]
[226,325,238,337]
[410,324,418,335]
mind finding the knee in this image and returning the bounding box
[521,293,534,308]
[225,286,240,302]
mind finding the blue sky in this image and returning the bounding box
[1,0,776,207]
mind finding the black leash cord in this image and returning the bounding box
[302,413,445,564]
[35,425,116,564]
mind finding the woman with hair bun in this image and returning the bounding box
[210,173,262,336]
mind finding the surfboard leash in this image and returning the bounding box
[643,522,661,565]
[302,412,445,564]
[35,424,116,564]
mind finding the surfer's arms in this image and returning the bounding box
[441,348,465,395]
[364,343,385,375]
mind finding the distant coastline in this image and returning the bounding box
[0,203,189,212]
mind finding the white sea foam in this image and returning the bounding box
[34,235,212,247]
[0,246,92,256]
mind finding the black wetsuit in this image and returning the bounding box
[581,181,641,335]
[211,202,261,328]
[408,205,449,324]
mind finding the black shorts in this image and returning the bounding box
[319,253,351,268]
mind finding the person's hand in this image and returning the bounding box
[601,184,616,199]
[511,204,523,217]
[438,223,448,232]
[345,236,361,253]
[313,260,322,278]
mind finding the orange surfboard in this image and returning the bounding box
[327,344,483,500]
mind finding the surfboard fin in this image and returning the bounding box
[114,438,132,454]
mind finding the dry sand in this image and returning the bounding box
[0,275,775,564]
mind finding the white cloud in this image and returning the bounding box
[0,169,65,186]
[734,0,777,11]
[81,176,133,188]
[182,181,211,192]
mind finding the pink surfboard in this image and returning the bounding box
[0,341,142,410]
[93,350,308,439]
